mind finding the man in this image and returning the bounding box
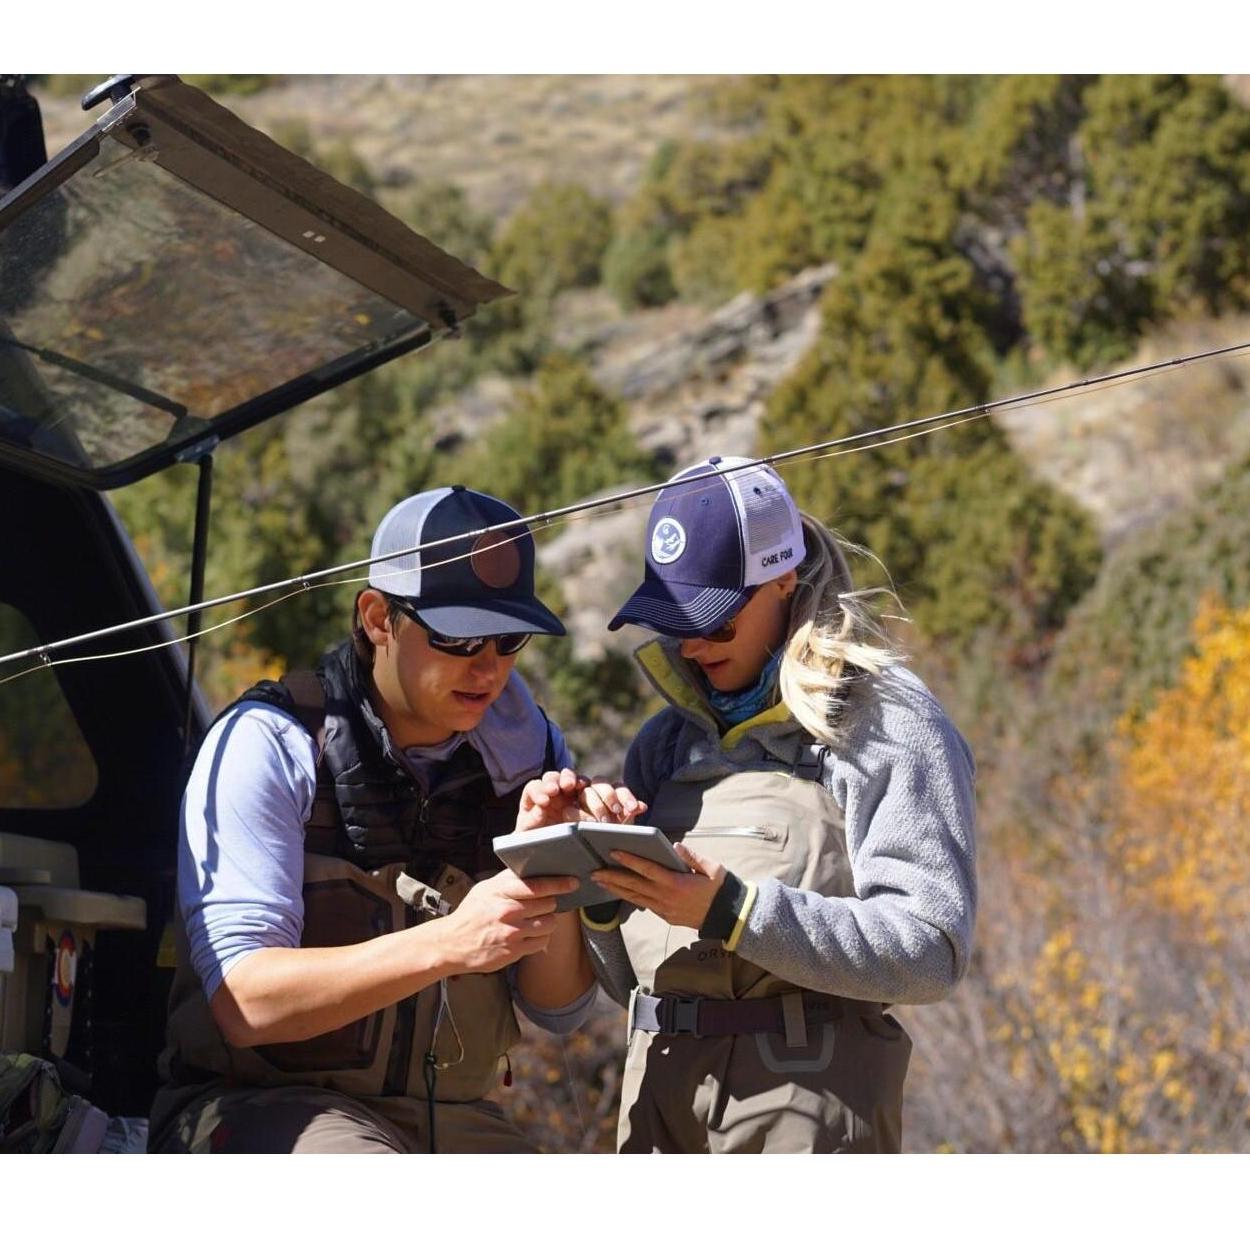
[148,485,624,1153]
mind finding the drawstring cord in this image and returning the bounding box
[423,978,465,1154]
[559,1033,588,1149]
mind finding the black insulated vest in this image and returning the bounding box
[236,639,553,879]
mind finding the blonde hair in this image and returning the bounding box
[778,513,906,745]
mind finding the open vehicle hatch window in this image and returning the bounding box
[0,603,97,809]
[0,76,509,490]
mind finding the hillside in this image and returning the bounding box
[997,319,1250,548]
[37,74,734,221]
[49,73,1250,1154]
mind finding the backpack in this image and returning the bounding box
[0,1052,109,1153]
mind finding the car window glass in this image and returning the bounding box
[0,603,97,809]
[0,131,422,477]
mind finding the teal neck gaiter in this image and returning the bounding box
[705,651,783,726]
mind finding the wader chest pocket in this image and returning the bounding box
[257,877,393,1074]
[680,823,796,889]
[683,825,789,866]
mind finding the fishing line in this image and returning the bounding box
[3,337,1249,676]
[558,1034,589,1150]
[0,523,561,688]
[0,586,312,688]
[0,409,994,683]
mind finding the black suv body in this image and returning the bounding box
[0,75,505,1121]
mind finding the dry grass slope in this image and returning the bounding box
[998,319,1250,549]
[38,75,733,223]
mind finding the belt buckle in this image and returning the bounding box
[661,995,703,1038]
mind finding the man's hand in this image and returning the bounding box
[211,869,582,1047]
[438,869,578,975]
[516,767,648,831]
[590,841,725,930]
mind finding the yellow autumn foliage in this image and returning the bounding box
[931,597,1250,1152]
[1114,595,1250,938]
[1025,594,1250,1150]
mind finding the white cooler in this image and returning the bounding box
[0,832,146,1060]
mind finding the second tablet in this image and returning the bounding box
[492,822,691,911]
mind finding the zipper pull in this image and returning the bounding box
[502,1053,513,1087]
[410,793,430,842]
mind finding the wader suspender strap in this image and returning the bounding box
[280,670,341,835]
[281,670,328,761]
[793,742,830,783]
[540,715,555,773]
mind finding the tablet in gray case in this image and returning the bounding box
[492,822,689,912]
[576,822,689,874]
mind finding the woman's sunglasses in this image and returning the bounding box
[698,587,760,644]
[394,601,531,657]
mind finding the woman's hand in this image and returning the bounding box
[591,841,725,930]
[516,768,648,832]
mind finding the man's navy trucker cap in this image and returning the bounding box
[608,456,806,638]
[368,486,564,638]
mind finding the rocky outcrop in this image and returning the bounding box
[540,263,837,659]
[997,318,1250,548]
[595,262,836,468]
[424,375,517,454]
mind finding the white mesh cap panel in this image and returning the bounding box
[718,458,805,587]
[367,486,454,597]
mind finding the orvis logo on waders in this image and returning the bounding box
[651,519,687,565]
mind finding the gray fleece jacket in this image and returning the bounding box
[583,641,978,1007]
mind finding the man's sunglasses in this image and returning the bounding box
[393,601,531,657]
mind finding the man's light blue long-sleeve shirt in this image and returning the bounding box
[179,673,595,1033]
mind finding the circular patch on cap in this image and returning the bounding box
[651,517,687,565]
[470,531,522,588]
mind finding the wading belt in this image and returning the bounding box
[630,990,883,1040]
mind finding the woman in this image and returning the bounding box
[580,455,977,1153]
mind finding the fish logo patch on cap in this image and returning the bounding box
[651,518,687,565]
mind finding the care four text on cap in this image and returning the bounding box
[760,547,794,569]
